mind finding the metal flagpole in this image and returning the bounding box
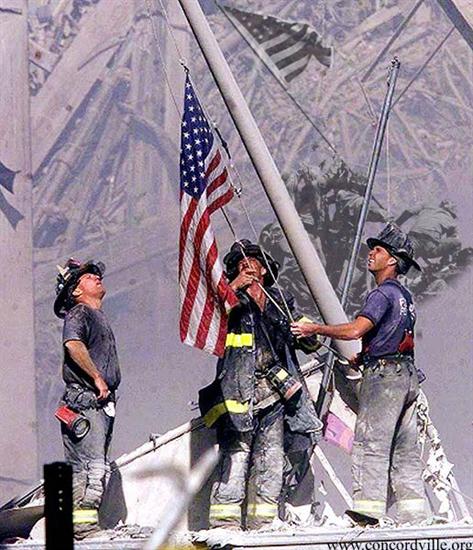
[174,0,360,361]
[341,57,400,308]
[315,58,401,416]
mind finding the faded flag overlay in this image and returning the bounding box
[219,3,333,86]
[0,160,24,229]
[179,73,237,357]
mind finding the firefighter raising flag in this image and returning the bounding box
[220,4,333,86]
[179,73,238,357]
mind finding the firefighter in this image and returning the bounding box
[199,240,322,531]
[291,224,427,526]
[54,258,121,539]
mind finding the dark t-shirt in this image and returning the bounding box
[62,304,121,391]
[358,279,416,358]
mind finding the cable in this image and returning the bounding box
[144,0,182,117]
[155,0,188,63]
[386,114,392,217]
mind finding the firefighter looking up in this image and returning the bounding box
[54,258,121,539]
[199,240,322,530]
[291,224,427,526]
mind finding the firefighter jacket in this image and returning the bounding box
[199,287,321,435]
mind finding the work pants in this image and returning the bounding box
[61,402,114,538]
[210,403,284,530]
[351,358,427,524]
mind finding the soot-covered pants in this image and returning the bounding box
[351,358,427,524]
[210,403,284,530]
[61,389,114,538]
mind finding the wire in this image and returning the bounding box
[422,460,473,506]
[386,113,391,217]
[144,0,182,117]
[155,0,188,64]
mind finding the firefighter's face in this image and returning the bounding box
[237,257,266,282]
[74,272,106,300]
[367,245,397,273]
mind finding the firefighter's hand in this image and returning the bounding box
[290,320,319,338]
[94,374,110,401]
[230,269,257,291]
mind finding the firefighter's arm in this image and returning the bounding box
[64,340,110,400]
[290,316,374,341]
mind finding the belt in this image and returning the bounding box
[363,352,413,366]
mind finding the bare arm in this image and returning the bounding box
[64,340,109,400]
[291,316,374,341]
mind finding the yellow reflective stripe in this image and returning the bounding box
[275,368,288,381]
[73,509,98,524]
[353,499,385,516]
[203,400,249,427]
[225,333,253,348]
[247,502,278,518]
[397,498,425,512]
[209,503,242,519]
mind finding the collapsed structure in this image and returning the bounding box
[1,0,473,545]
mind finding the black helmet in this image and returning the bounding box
[223,239,279,287]
[54,258,105,318]
[367,223,421,275]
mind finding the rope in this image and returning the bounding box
[391,26,455,109]
[421,459,473,506]
[155,0,187,63]
[386,114,392,217]
[336,49,378,126]
[144,0,182,117]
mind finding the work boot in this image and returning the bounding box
[74,526,100,541]
[79,527,117,541]
[345,509,379,527]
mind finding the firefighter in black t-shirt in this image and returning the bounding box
[54,258,121,539]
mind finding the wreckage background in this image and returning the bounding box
[2,0,470,517]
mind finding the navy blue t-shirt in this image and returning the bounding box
[358,279,415,358]
[63,303,121,391]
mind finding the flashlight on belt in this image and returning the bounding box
[266,364,302,401]
[55,405,90,439]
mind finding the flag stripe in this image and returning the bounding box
[207,167,229,197]
[222,5,332,85]
[280,57,310,81]
[180,209,213,338]
[270,41,309,64]
[275,46,310,69]
[195,241,220,348]
[265,26,307,56]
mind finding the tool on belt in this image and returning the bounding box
[258,315,302,402]
[55,405,90,439]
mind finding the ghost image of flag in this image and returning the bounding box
[179,74,238,357]
[219,3,332,86]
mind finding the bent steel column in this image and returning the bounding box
[0,0,38,502]
[175,0,360,359]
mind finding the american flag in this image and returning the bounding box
[220,4,332,86]
[179,74,238,357]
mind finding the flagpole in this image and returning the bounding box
[314,58,401,416]
[175,0,360,361]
